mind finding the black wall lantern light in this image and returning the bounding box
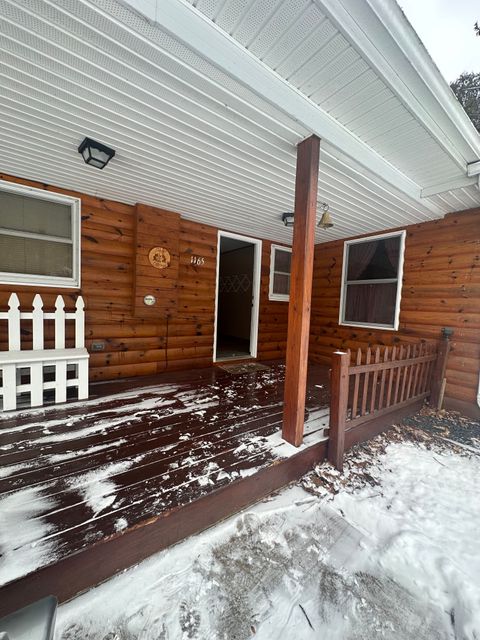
[282,212,295,227]
[78,137,115,169]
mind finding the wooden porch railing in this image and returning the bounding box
[328,333,451,470]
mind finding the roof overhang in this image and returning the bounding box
[0,0,479,244]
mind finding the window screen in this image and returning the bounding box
[340,232,405,329]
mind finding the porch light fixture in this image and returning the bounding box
[78,137,115,170]
[282,212,294,227]
[318,203,334,229]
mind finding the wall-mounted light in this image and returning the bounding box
[318,203,334,229]
[282,212,294,227]
[78,137,115,169]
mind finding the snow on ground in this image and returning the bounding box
[55,419,480,640]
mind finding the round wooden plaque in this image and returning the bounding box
[148,247,171,270]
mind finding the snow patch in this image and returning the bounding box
[47,439,127,464]
[0,487,57,585]
[68,459,138,516]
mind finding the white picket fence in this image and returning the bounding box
[0,293,89,411]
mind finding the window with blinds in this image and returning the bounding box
[269,245,292,301]
[339,231,406,330]
[0,182,80,288]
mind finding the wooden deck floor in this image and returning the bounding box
[0,361,330,616]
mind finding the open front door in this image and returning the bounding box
[214,232,262,362]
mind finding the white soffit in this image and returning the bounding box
[0,0,478,247]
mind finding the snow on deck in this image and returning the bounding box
[0,362,329,588]
[55,425,480,640]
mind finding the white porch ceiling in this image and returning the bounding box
[0,0,479,245]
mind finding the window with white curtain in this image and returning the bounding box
[339,230,406,330]
[0,181,81,288]
[269,245,292,301]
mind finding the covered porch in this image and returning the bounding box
[0,361,330,615]
[0,0,479,625]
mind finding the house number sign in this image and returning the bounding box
[190,255,205,266]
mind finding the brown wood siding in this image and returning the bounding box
[0,174,288,381]
[309,208,480,406]
[257,241,290,361]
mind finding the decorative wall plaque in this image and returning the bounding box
[148,247,171,270]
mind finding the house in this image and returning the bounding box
[0,0,479,616]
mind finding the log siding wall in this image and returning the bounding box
[0,175,289,381]
[310,208,480,407]
[3,174,478,407]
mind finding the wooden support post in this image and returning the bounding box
[282,134,320,446]
[430,328,452,409]
[328,351,350,471]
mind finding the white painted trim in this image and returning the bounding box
[338,230,406,331]
[467,161,480,177]
[0,180,81,289]
[316,0,480,168]
[269,244,292,302]
[213,230,262,362]
[0,228,73,244]
[421,176,480,198]
[122,0,440,214]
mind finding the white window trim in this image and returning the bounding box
[339,230,406,331]
[269,244,292,302]
[0,179,81,289]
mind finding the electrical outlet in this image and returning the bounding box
[91,342,105,352]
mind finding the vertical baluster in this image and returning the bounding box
[31,294,44,407]
[369,347,381,414]
[413,343,423,397]
[4,294,21,411]
[386,346,396,408]
[424,343,434,393]
[400,345,410,402]
[54,296,67,403]
[75,296,88,400]
[393,345,403,404]
[430,343,437,392]
[75,297,85,349]
[2,364,17,411]
[378,347,389,410]
[8,293,21,351]
[32,294,44,350]
[405,344,415,400]
[361,347,371,416]
[77,358,89,400]
[351,348,362,419]
[55,296,66,349]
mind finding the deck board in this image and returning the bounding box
[0,361,330,615]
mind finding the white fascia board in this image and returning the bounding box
[117,0,439,215]
[467,161,480,178]
[316,0,480,171]
[421,176,480,198]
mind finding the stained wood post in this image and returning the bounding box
[282,134,320,446]
[328,351,350,471]
[430,328,452,409]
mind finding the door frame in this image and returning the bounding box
[213,230,262,362]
